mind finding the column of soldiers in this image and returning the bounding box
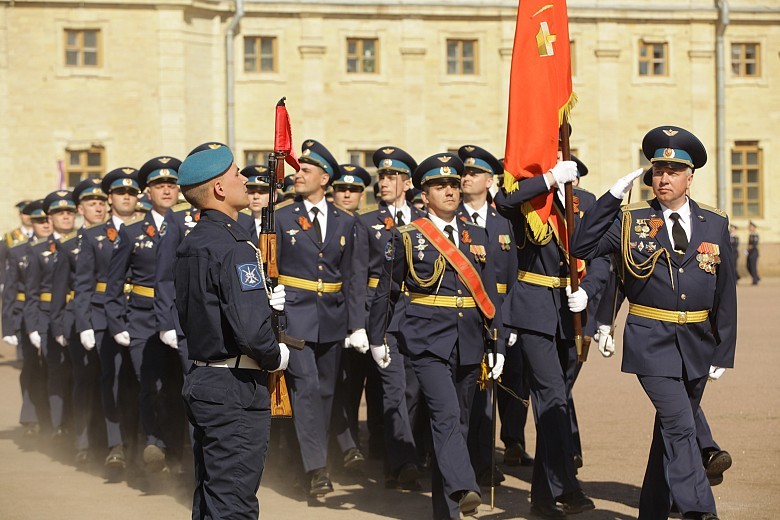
[0,125,735,520]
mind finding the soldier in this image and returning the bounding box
[456,145,520,486]
[104,156,182,474]
[74,166,140,474]
[174,143,288,519]
[352,146,423,488]
[241,164,271,242]
[332,164,371,212]
[2,200,51,436]
[274,139,362,495]
[369,152,504,519]
[746,221,759,284]
[0,200,33,294]
[728,225,739,282]
[571,125,736,520]
[22,191,77,443]
[50,178,108,463]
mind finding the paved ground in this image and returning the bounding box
[0,279,778,519]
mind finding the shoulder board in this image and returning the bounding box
[172,202,193,213]
[396,224,415,234]
[621,200,652,212]
[461,220,480,228]
[59,231,78,243]
[240,208,252,216]
[9,237,28,248]
[85,220,106,230]
[29,237,47,247]
[697,203,728,219]
[274,199,295,210]
[333,205,354,216]
[358,204,378,215]
[123,215,146,227]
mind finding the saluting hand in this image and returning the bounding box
[609,168,645,200]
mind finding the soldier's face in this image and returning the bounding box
[460,170,492,196]
[20,213,32,227]
[78,198,107,225]
[49,210,75,234]
[147,180,179,212]
[247,187,269,214]
[651,164,692,208]
[378,173,410,204]
[295,163,329,197]
[333,185,363,211]
[422,180,460,219]
[31,219,52,239]
[215,162,249,210]
[109,189,139,217]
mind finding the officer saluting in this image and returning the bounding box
[571,126,737,520]
[175,143,288,519]
[369,152,504,520]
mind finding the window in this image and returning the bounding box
[65,147,104,187]
[244,37,277,73]
[731,43,760,77]
[638,41,667,77]
[447,39,477,75]
[638,149,653,201]
[65,29,101,68]
[731,142,762,218]
[244,150,273,167]
[346,38,378,74]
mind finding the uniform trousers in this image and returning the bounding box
[183,365,271,520]
[638,375,716,519]
[68,329,103,452]
[96,329,134,449]
[342,346,383,454]
[498,339,530,451]
[562,341,582,460]
[43,326,72,431]
[518,329,580,506]
[19,323,48,428]
[128,335,173,450]
[695,406,718,452]
[410,344,479,520]
[286,340,341,473]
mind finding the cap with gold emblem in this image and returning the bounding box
[458,145,503,177]
[15,199,31,212]
[138,156,182,190]
[22,199,47,219]
[101,167,141,194]
[43,190,76,214]
[412,152,464,189]
[240,165,270,188]
[642,125,707,185]
[178,143,234,187]
[73,178,107,204]
[299,139,338,180]
[333,164,371,189]
[372,146,417,176]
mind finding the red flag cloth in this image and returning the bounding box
[274,98,300,172]
[504,0,575,236]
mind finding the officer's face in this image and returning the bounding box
[147,180,179,212]
[378,172,411,204]
[20,213,32,227]
[247,186,270,214]
[651,164,692,208]
[460,170,493,196]
[49,210,75,234]
[78,198,107,226]
[109,188,139,217]
[31,219,52,239]
[214,162,249,210]
[422,179,461,219]
[294,163,329,198]
[333,185,363,211]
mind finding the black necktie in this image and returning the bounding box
[310,207,323,244]
[669,213,688,253]
[396,212,405,227]
[444,224,456,245]
[472,212,480,225]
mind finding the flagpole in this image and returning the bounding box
[560,114,587,362]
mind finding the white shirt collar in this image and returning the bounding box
[428,213,459,246]
[53,231,61,240]
[462,201,488,227]
[111,215,125,230]
[21,225,33,238]
[387,201,411,224]
[659,197,691,225]
[303,197,328,218]
[151,210,165,230]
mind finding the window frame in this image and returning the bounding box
[730,141,763,218]
[638,40,668,77]
[346,38,379,74]
[446,39,479,76]
[64,29,102,68]
[244,36,278,74]
[730,42,760,78]
[65,146,105,188]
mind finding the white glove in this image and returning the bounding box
[708,366,726,381]
[80,329,96,350]
[348,329,370,354]
[271,343,290,372]
[3,335,18,347]
[609,168,645,200]
[549,160,578,187]
[370,344,391,369]
[488,352,505,380]
[269,284,286,312]
[55,335,68,347]
[159,330,178,349]
[29,331,41,350]
[594,324,615,358]
[113,331,131,347]
[507,331,518,348]
[566,286,588,313]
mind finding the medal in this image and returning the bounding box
[375,231,382,240]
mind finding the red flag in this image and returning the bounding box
[274,97,300,171]
[504,0,575,239]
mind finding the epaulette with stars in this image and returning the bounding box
[621,200,653,212]
[59,231,79,243]
[274,199,295,210]
[171,202,193,213]
[697,203,728,219]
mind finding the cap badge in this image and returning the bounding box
[440,166,452,175]
[344,166,356,172]
[302,149,311,156]
[122,168,135,174]
[382,159,393,168]
[57,191,68,196]
[344,175,355,183]
[159,169,170,176]
[464,146,475,152]
[382,148,395,154]
[465,158,476,166]
[663,148,675,158]
[159,157,172,164]
[305,140,314,147]
[663,129,679,137]
[208,144,221,150]
[437,156,451,163]
[122,178,132,186]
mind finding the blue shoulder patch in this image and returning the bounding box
[236,263,263,291]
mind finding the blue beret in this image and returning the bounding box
[178,145,234,187]
[413,153,464,189]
